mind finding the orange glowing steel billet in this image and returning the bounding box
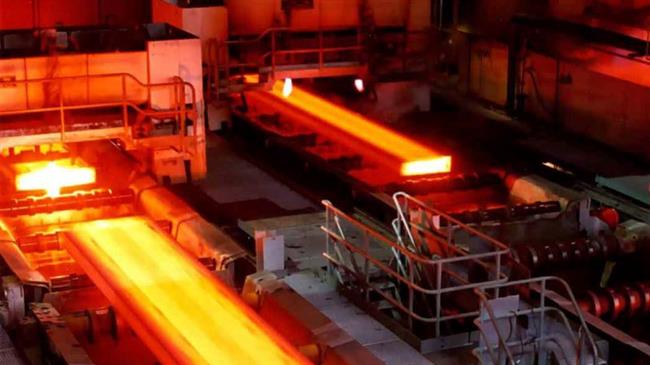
[63,217,310,365]
[15,160,96,197]
[267,80,451,176]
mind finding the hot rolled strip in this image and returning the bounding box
[63,216,310,365]
[246,79,451,176]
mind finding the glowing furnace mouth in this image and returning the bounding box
[15,160,96,197]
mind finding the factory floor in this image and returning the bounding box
[194,133,435,365]
[200,134,316,212]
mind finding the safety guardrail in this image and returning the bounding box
[206,27,364,100]
[323,194,510,336]
[0,73,197,152]
[323,194,601,364]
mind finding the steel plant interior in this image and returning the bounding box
[0,1,649,365]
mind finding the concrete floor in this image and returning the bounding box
[200,134,316,211]
[202,132,432,365]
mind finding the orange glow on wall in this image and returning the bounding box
[267,80,451,176]
[63,217,311,365]
[15,159,96,197]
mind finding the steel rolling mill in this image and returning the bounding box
[0,1,650,365]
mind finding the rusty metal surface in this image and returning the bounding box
[31,302,95,365]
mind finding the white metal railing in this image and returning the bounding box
[322,195,602,364]
[323,195,510,336]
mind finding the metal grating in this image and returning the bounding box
[0,326,24,365]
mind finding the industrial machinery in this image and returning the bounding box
[0,1,650,365]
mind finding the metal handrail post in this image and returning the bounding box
[216,39,222,100]
[435,261,442,337]
[495,253,501,299]
[538,279,547,365]
[319,30,324,69]
[393,192,418,251]
[271,30,277,79]
[408,262,415,330]
[59,79,65,143]
[121,75,128,134]
[325,204,333,278]
[179,81,187,152]
[25,72,30,109]
[363,231,370,303]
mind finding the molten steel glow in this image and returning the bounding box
[268,80,451,175]
[63,217,310,365]
[401,157,453,177]
[15,160,96,197]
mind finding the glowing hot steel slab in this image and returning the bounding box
[14,159,96,197]
[267,80,451,176]
[63,217,310,365]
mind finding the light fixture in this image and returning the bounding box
[282,78,293,98]
[354,78,365,93]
